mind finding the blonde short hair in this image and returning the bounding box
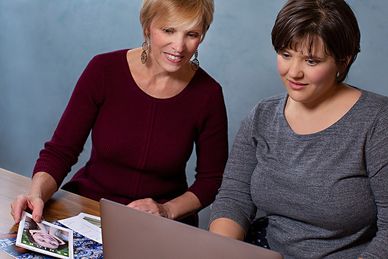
[140,0,214,41]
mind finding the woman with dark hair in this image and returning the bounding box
[209,0,388,258]
[11,0,228,228]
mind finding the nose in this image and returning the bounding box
[171,34,185,53]
[288,59,303,79]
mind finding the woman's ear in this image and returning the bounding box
[344,56,352,69]
[337,56,351,74]
[143,28,150,40]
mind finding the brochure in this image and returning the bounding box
[59,213,102,244]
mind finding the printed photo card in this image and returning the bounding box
[16,212,73,259]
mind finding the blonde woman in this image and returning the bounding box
[12,0,228,227]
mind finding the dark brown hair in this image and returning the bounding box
[271,0,360,82]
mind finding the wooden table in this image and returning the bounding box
[0,167,100,258]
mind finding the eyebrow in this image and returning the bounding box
[284,48,326,59]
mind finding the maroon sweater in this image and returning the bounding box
[33,49,228,214]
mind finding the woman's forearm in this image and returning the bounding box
[163,191,202,220]
[209,217,246,240]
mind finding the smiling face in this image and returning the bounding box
[146,16,203,73]
[277,36,341,105]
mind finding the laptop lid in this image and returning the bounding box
[100,198,283,259]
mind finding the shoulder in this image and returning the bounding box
[88,49,129,67]
[256,94,286,109]
[80,49,130,80]
[187,68,225,111]
[350,89,388,142]
[239,94,286,135]
[356,89,388,118]
[249,93,286,121]
[93,49,129,60]
[361,89,388,107]
[192,68,222,93]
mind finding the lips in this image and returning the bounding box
[288,79,307,90]
[165,52,183,63]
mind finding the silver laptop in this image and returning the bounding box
[100,198,283,259]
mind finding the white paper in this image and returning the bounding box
[58,213,102,244]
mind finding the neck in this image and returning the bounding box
[143,57,194,88]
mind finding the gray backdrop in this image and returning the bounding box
[1,1,387,228]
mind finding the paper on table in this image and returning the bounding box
[59,213,102,244]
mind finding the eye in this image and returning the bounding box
[187,32,201,38]
[280,51,291,59]
[162,28,175,34]
[306,58,319,66]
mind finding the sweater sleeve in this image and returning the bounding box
[360,105,388,259]
[187,86,228,207]
[32,55,105,187]
[209,106,258,231]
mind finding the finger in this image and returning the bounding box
[127,198,162,216]
[127,201,144,210]
[127,201,135,208]
[10,203,17,221]
[127,199,141,207]
[11,197,28,223]
[130,198,156,206]
[127,199,150,209]
[128,198,150,206]
[29,199,44,222]
[129,203,155,214]
[137,204,163,216]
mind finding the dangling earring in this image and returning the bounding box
[336,71,340,81]
[141,40,149,64]
[191,50,199,71]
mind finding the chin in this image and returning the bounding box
[287,92,310,103]
[165,64,185,73]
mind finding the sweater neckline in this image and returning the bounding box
[280,87,367,139]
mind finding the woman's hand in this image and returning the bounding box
[10,194,45,223]
[10,172,57,224]
[127,192,202,220]
[127,198,171,218]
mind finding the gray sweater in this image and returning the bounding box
[210,89,388,259]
